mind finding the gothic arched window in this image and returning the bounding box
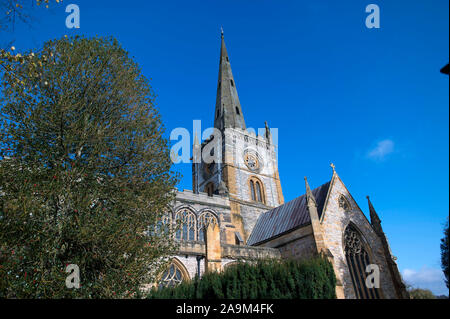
[174,208,197,241]
[249,177,265,204]
[256,182,262,202]
[148,212,172,237]
[250,180,256,201]
[235,106,240,115]
[344,224,380,299]
[155,212,172,236]
[158,259,189,289]
[198,211,218,241]
[339,194,351,211]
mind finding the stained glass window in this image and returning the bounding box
[249,177,265,204]
[344,224,380,299]
[158,262,186,289]
[198,211,218,241]
[174,208,196,241]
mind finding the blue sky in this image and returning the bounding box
[2,0,448,295]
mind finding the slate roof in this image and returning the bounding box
[247,181,331,246]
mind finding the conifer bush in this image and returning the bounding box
[147,257,336,299]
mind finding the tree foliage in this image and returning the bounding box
[0,35,179,298]
[1,0,61,32]
[147,257,337,299]
[441,219,449,289]
[408,288,436,299]
[1,1,63,90]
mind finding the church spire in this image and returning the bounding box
[214,29,246,131]
[367,195,382,234]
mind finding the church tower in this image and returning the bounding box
[193,30,284,242]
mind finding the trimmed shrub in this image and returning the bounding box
[147,257,336,299]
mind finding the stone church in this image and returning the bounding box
[159,31,409,299]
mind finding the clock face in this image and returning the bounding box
[244,153,260,172]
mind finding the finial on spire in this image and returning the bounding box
[304,176,317,207]
[193,132,200,146]
[367,195,382,229]
[330,163,336,172]
[220,26,224,38]
[264,121,271,140]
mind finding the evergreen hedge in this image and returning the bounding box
[147,257,336,299]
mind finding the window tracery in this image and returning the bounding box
[174,208,196,241]
[344,224,380,299]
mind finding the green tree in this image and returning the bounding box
[1,0,61,32]
[0,35,179,298]
[441,219,449,289]
[1,1,63,82]
[408,288,436,299]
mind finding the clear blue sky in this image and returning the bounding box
[2,0,448,295]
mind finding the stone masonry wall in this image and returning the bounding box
[238,202,271,240]
[277,234,317,261]
[223,127,282,208]
[256,225,318,261]
[172,255,205,280]
[321,174,397,299]
[222,127,283,239]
